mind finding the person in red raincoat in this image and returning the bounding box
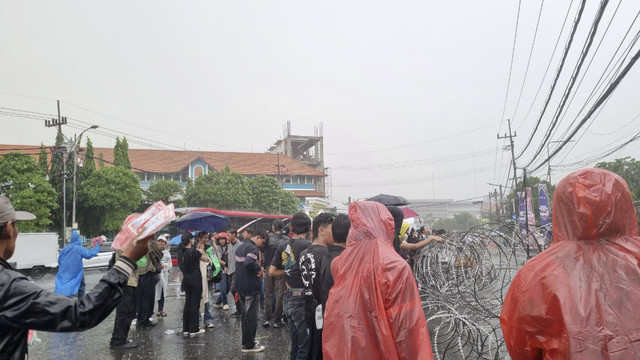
[322,201,434,360]
[500,168,640,359]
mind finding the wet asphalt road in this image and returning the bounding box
[29,268,291,360]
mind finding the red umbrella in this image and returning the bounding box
[401,208,419,219]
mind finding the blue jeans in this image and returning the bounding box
[284,293,309,360]
[204,282,215,325]
[215,273,229,305]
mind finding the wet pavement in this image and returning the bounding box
[29,268,291,360]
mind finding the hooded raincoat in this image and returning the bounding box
[322,201,434,360]
[500,168,640,359]
[54,231,100,296]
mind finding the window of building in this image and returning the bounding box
[193,165,204,179]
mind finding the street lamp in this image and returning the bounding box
[71,125,98,229]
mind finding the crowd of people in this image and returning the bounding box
[1,167,639,359]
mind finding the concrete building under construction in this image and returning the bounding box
[267,121,326,202]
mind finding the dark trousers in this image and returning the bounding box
[110,285,137,345]
[239,294,260,349]
[157,287,165,312]
[264,270,285,321]
[182,276,202,333]
[284,293,309,360]
[137,272,159,323]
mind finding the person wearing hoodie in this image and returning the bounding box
[500,168,640,359]
[54,230,101,296]
[322,201,434,360]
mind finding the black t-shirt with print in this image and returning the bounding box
[271,237,311,289]
[300,244,329,303]
[319,245,345,310]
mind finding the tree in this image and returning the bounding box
[78,166,143,236]
[248,175,300,214]
[145,179,186,207]
[279,189,300,214]
[508,176,555,224]
[0,153,58,232]
[38,144,48,173]
[83,137,96,172]
[98,153,105,168]
[77,137,96,186]
[185,166,252,210]
[113,137,131,168]
[596,157,640,200]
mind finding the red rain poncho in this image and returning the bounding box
[322,201,434,360]
[500,168,640,359]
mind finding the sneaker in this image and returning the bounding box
[222,304,229,310]
[241,345,265,353]
[110,339,136,350]
[183,331,189,336]
[189,329,205,337]
[206,323,214,329]
[274,319,286,328]
[139,319,158,327]
[231,310,241,316]
[213,304,222,309]
[262,320,270,328]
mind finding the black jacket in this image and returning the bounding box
[234,240,261,296]
[0,256,136,360]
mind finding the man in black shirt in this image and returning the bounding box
[263,219,289,328]
[235,231,267,353]
[319,214,350,312]
[269,212,312,360]
[300,213,334,360]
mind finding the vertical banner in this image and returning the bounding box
[518,191,527,238]
[525,187,535,230]
[518,188,536,246]
[538,184,552,240]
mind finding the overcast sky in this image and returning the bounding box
[1,1,639,208]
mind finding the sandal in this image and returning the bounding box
[157,312,167,317]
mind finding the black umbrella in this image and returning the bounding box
[366,194,410,206]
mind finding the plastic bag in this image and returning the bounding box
[322,201,434,360]
[500,168,640,359]
[112,202,175,250]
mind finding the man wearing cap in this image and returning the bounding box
[0,195,151,358]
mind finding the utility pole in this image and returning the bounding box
[488,192,493,221]
[274,153,287,214]
[45,100,69,242]
[497,119,518,227]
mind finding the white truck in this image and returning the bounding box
[10,232,59,279]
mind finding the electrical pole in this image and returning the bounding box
[497,119,518,226]
[45,101,69,242]
[274,153,287,214]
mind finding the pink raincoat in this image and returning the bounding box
[323,201,434,360]
[500,168,640,359]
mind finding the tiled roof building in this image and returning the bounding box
[0,145,326,200]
